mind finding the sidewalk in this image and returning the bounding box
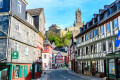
[67,69,105,80]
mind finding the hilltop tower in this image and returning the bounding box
[74,8,84,28]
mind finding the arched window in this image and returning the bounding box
[109,59,115,74]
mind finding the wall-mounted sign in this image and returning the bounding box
[115,31,120,48]
[12,51,19,59]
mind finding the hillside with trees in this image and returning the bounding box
[47,31,72,47]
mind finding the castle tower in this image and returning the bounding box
[74,8,84,28]
[76,8,81,23]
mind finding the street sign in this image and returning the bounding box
[12,51,19,59]
[115,30,120,48]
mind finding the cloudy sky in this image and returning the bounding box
[26,0,115,31]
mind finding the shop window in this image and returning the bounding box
[109,59,115,74]
[108,40,113,53]
[13,65,23,78]
[101,25,104,34]
[113,18,118,29]
[30,66,32,73]
[24,65,28,77]
[106,22,110,32]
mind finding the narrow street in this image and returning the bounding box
[50,69,87,80]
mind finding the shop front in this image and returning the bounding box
[77,53,106,78]
[106,51,120,80]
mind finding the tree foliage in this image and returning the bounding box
[47,31,72,47]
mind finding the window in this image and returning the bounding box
[94,44,97,53]
[93,30,96,37]
[113,18,118,29]
[24,65,28,77]
[17,1,21,13]
[101,26,104,34]
[0,0,3,8]
[82,48,85,55]
[82,36,84,42]
[109,59,115,74]
[15,23,19,31]
[44,63,46,67]
[90,31,92,39]
[44,46,46,50]
[44,54,46,59]
[13,65,23,78]
[15,42,18,51]
[77,38,79,43]
[102,42,106,52]
[15,65,19,78]
[91,45,93,54]
[78,49,80,56]
[96,28,98,36]
[85,34,87,41]
[106,22,110,32]
[86,47,88,55]
[108,40,113,52]
[26,46,28,55]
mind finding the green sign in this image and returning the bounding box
[12,51,19,59]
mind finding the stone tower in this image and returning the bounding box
[76,8,81,23]
[74,8,84,28]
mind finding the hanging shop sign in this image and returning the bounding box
[115,30,120,48]
[12,51,19,59]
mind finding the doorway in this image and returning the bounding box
[0,68,8,80]
[117,59,120,78]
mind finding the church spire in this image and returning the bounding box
[78,8,79,11]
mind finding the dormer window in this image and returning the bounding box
[17,1,21,13]
[0,0,3,8]
[27,14,34,25]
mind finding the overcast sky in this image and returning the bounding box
[26,0,115,31]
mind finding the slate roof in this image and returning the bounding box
[52,50,68,57]
[26,8,43,16]
[43,39,52,47]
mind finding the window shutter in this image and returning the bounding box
[19,65,23,77]
[24,65,28,77]
[13,65,16,79]
[37,64,40,72]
